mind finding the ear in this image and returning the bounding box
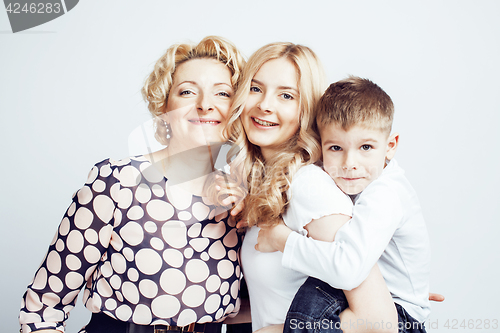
[385,132,399,161]
[158,110,170,124]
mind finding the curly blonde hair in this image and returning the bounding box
[141,36,246,145]
[225,43,326,228]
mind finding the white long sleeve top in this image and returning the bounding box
[241,164,353,331]
[282,159,431,322]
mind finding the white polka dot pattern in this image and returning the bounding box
[20,157,241,332]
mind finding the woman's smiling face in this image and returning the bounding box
[164,58,233,151]
[241,58,301,161]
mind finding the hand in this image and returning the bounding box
[255,221,292,253]
[429,292,445,302]
[215,174,246,216]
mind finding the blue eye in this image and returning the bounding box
[180,90,193,96]
[282,93,293,100]
[330,145,342,151]
[250,86,261,93]
[361,145,372,151]
[218,91,231,97]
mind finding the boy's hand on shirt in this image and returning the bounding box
[255,221,292,253]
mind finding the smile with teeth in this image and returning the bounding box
[189,119,220,124]
[252,117,278,127]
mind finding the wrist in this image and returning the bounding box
[274,224,292,253]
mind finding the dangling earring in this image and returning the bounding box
[164,121,171,139]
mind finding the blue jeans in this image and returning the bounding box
[284,277,426,333]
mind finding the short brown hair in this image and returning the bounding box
[316,76,394,133]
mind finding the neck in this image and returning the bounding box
[259,147,273,164]
[149,142,224,195]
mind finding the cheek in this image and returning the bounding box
[218,102,231,119]
[282,112,300,134]
[240,107,251,130]
[322,155,339,175]
[365,159,385,178]
[243,94,259,112]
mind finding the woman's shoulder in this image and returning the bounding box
[292,163,334,187]
[86,155,151,183]
[290,163,352,209]
[285,163,353,231]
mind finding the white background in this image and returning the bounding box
[1,1,499,332]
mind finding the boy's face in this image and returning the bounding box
[320,124,399,195]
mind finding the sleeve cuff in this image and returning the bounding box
[21,322,65,333]
[282,231,301,269]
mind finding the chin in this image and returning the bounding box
[338,185,362,196]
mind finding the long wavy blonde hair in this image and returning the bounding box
[141,36,245,145]
[225,43,326,228]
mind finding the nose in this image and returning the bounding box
[342,152,357,171]
[257,92,274,113]
[196,92,214,114]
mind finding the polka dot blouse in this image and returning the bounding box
[19,156,242,333]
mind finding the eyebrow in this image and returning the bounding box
[321,139,337,146]
[176,81,233,89]
[251,79,299,94]
[321,138,379,145]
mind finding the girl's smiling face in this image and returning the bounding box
[241,58,301,161]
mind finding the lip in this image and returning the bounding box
[188,118,221,125]
[341,177,363,181]
[251,116,279,129]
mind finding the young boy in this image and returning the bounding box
[256,76,431,332]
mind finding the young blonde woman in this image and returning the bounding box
[221,43,399,333]
[19,36,246,333]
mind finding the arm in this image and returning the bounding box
[257,214,397,333]
[282,182,402,290]
[302,215,398,333]
[257,222,442,304]
[340,265,398,333]
[20,160,118,332]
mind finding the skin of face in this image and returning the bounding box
[320,123,399,195]
[164,58,233,152]
[241,58,301,161]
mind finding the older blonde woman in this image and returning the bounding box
[19,36,245,333]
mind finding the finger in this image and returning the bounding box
[222,196,238,206]
[231,201,245,216]
[429,293,445,302]
[236,219,248,229]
